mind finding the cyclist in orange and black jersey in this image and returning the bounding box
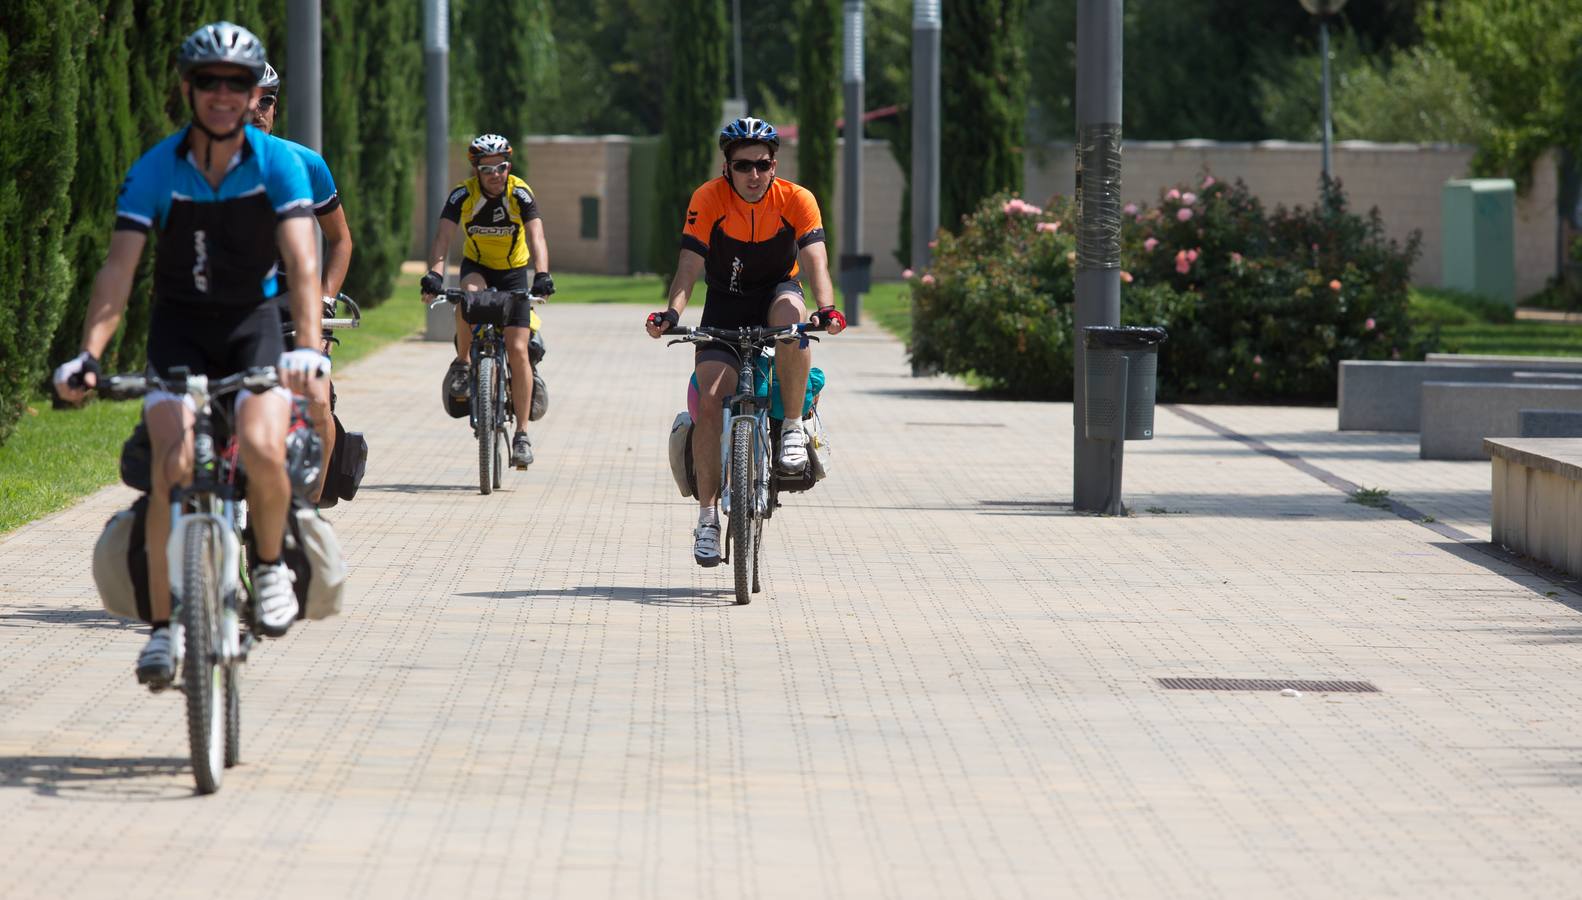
[644,116,847,568]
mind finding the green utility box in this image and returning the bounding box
[1441,178,1516,306]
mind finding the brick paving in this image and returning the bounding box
[3,305,1582,898]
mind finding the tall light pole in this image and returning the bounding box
[424,0,450,259]
[1073,0,1122,512]
[286,0,322,152]
[842,0,867,326]
[1299,0,1348,185]
[910,0,940,375]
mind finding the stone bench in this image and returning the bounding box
[1486,437,1582,576]
[1521,409,1582,437]
[1339,360,1582,432]
[1428,353,1582,369]
[1421,382,1582,459]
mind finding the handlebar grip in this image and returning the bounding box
[100,374,147,401]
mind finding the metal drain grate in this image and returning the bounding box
[1157,677,1380,694]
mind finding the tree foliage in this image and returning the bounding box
[940,0,1028,233]
[651,0,726,281]
[795,0,841,253]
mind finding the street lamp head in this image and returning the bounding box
[1299,0,1348,16]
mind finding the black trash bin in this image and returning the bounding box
[1083,325,1167,441]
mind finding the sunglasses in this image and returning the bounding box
[191,71,256,94]
[257,94,278,110]
[730,159,774,174]
[476,162,510,175]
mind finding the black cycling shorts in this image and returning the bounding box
[696,280,804,366]
[460,259,534,329]
[147,301,284,381]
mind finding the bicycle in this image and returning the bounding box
[665,322,827,604]
[429,288,544,494]
[97,366,291,794]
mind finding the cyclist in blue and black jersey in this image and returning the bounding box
[53,22,328,688]
[253,61,352,505]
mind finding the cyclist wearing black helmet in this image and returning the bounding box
[52,22,325,686]
[252,61,353,505]
[644,116,846,567]
[421,133,552,469]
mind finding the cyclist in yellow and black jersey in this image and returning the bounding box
[421,133,552,467]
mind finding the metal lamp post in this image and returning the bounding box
[1299,0,1348,185]
[909,0,940,376]
[842,0,868,326]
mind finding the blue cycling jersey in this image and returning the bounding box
[115,124,313,307]
[279,138,340,214]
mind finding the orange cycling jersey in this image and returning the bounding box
[681,177,826,296]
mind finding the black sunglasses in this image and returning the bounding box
[257,94,278,109]
[191,71,255,94]
[730,159,774,174]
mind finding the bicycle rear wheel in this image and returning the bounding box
[181,523,225,794]
[476,356,497,495]
[730,419,754,605]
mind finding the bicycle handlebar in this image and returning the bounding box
[664,322,825,347]
[99,367,280,402]
[427,288,545,310]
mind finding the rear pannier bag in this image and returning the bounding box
[277,501,349,620]
[92,496,153,623]
[668,411,698,498]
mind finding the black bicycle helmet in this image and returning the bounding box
[719,117,780,154]
[259,62,280,95]
[177,22,268,81]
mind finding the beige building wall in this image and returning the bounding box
[413,137,1559,298]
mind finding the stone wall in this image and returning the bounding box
[413,137,1560,298]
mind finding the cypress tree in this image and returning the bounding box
[795,0,841,254]
[940,0,1027,231]
[465,0,558,151]
[54,0,142,374]
[0,0,83,445]
[651,0,727,281]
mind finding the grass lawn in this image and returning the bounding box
[0,271,424,536]
[1409,285,1582,358]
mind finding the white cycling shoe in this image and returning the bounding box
[778,424,809,473]
[693,523,721,568]
[136,624,183,689]
[252,561,299,638]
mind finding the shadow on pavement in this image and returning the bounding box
[1428,541,1582,609]
[459,585,737,608]
[0,756,192,800]
[357,482,480,494]
[0,607,135,630]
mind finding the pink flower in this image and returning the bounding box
[1123,202,1139,215]
[901,268,915,279]
[1120,270,1133,283]
[1165,188,1181,201]
[1330,279,1342,291]
[927,239,937,249]
[1174,250,1191,275]
[1186,248,1200,263]
[1253,371,1262,381]
[1002,200,1020,215]
[920,273,936,286]
[1182,192,1198,205]
[1252,354,1263,365]
[1230,252,1244,265]
[1202,175,1216,188]
[1364,317,1376,331]
[1143,237,1159,252]
[1036,221,1060,234]
[1177,208,1194,222]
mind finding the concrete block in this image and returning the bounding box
[1486,438,1582,575]
[1422,382,1582,459]
[1519,409,1582,437]
[1338,360,1582,432]
[1426,353,1582,369]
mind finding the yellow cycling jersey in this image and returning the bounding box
[440,174,542,270]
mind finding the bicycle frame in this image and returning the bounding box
[468,322,511,436]
[719,349,772,523]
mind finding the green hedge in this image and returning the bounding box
[911,177,1424,402]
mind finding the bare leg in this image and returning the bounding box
[146,399,196,623]
[693,359,735,510]
[505,325,534,426]
[306,377,334,503]
[770,292,810,421]
[236,390,291,562]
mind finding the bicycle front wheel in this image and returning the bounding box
[181,523,225,794]
[476,356,497,495]
[730,418,755,605]
[224,664,240,768]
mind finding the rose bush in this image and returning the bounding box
[909,177,1425,401]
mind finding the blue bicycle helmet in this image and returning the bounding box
[719,117,780,154]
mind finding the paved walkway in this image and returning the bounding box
[3,306,1582,899]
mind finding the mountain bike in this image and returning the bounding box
[98,366,288,794]
[430,289,544,494]
[665,322,827,604]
